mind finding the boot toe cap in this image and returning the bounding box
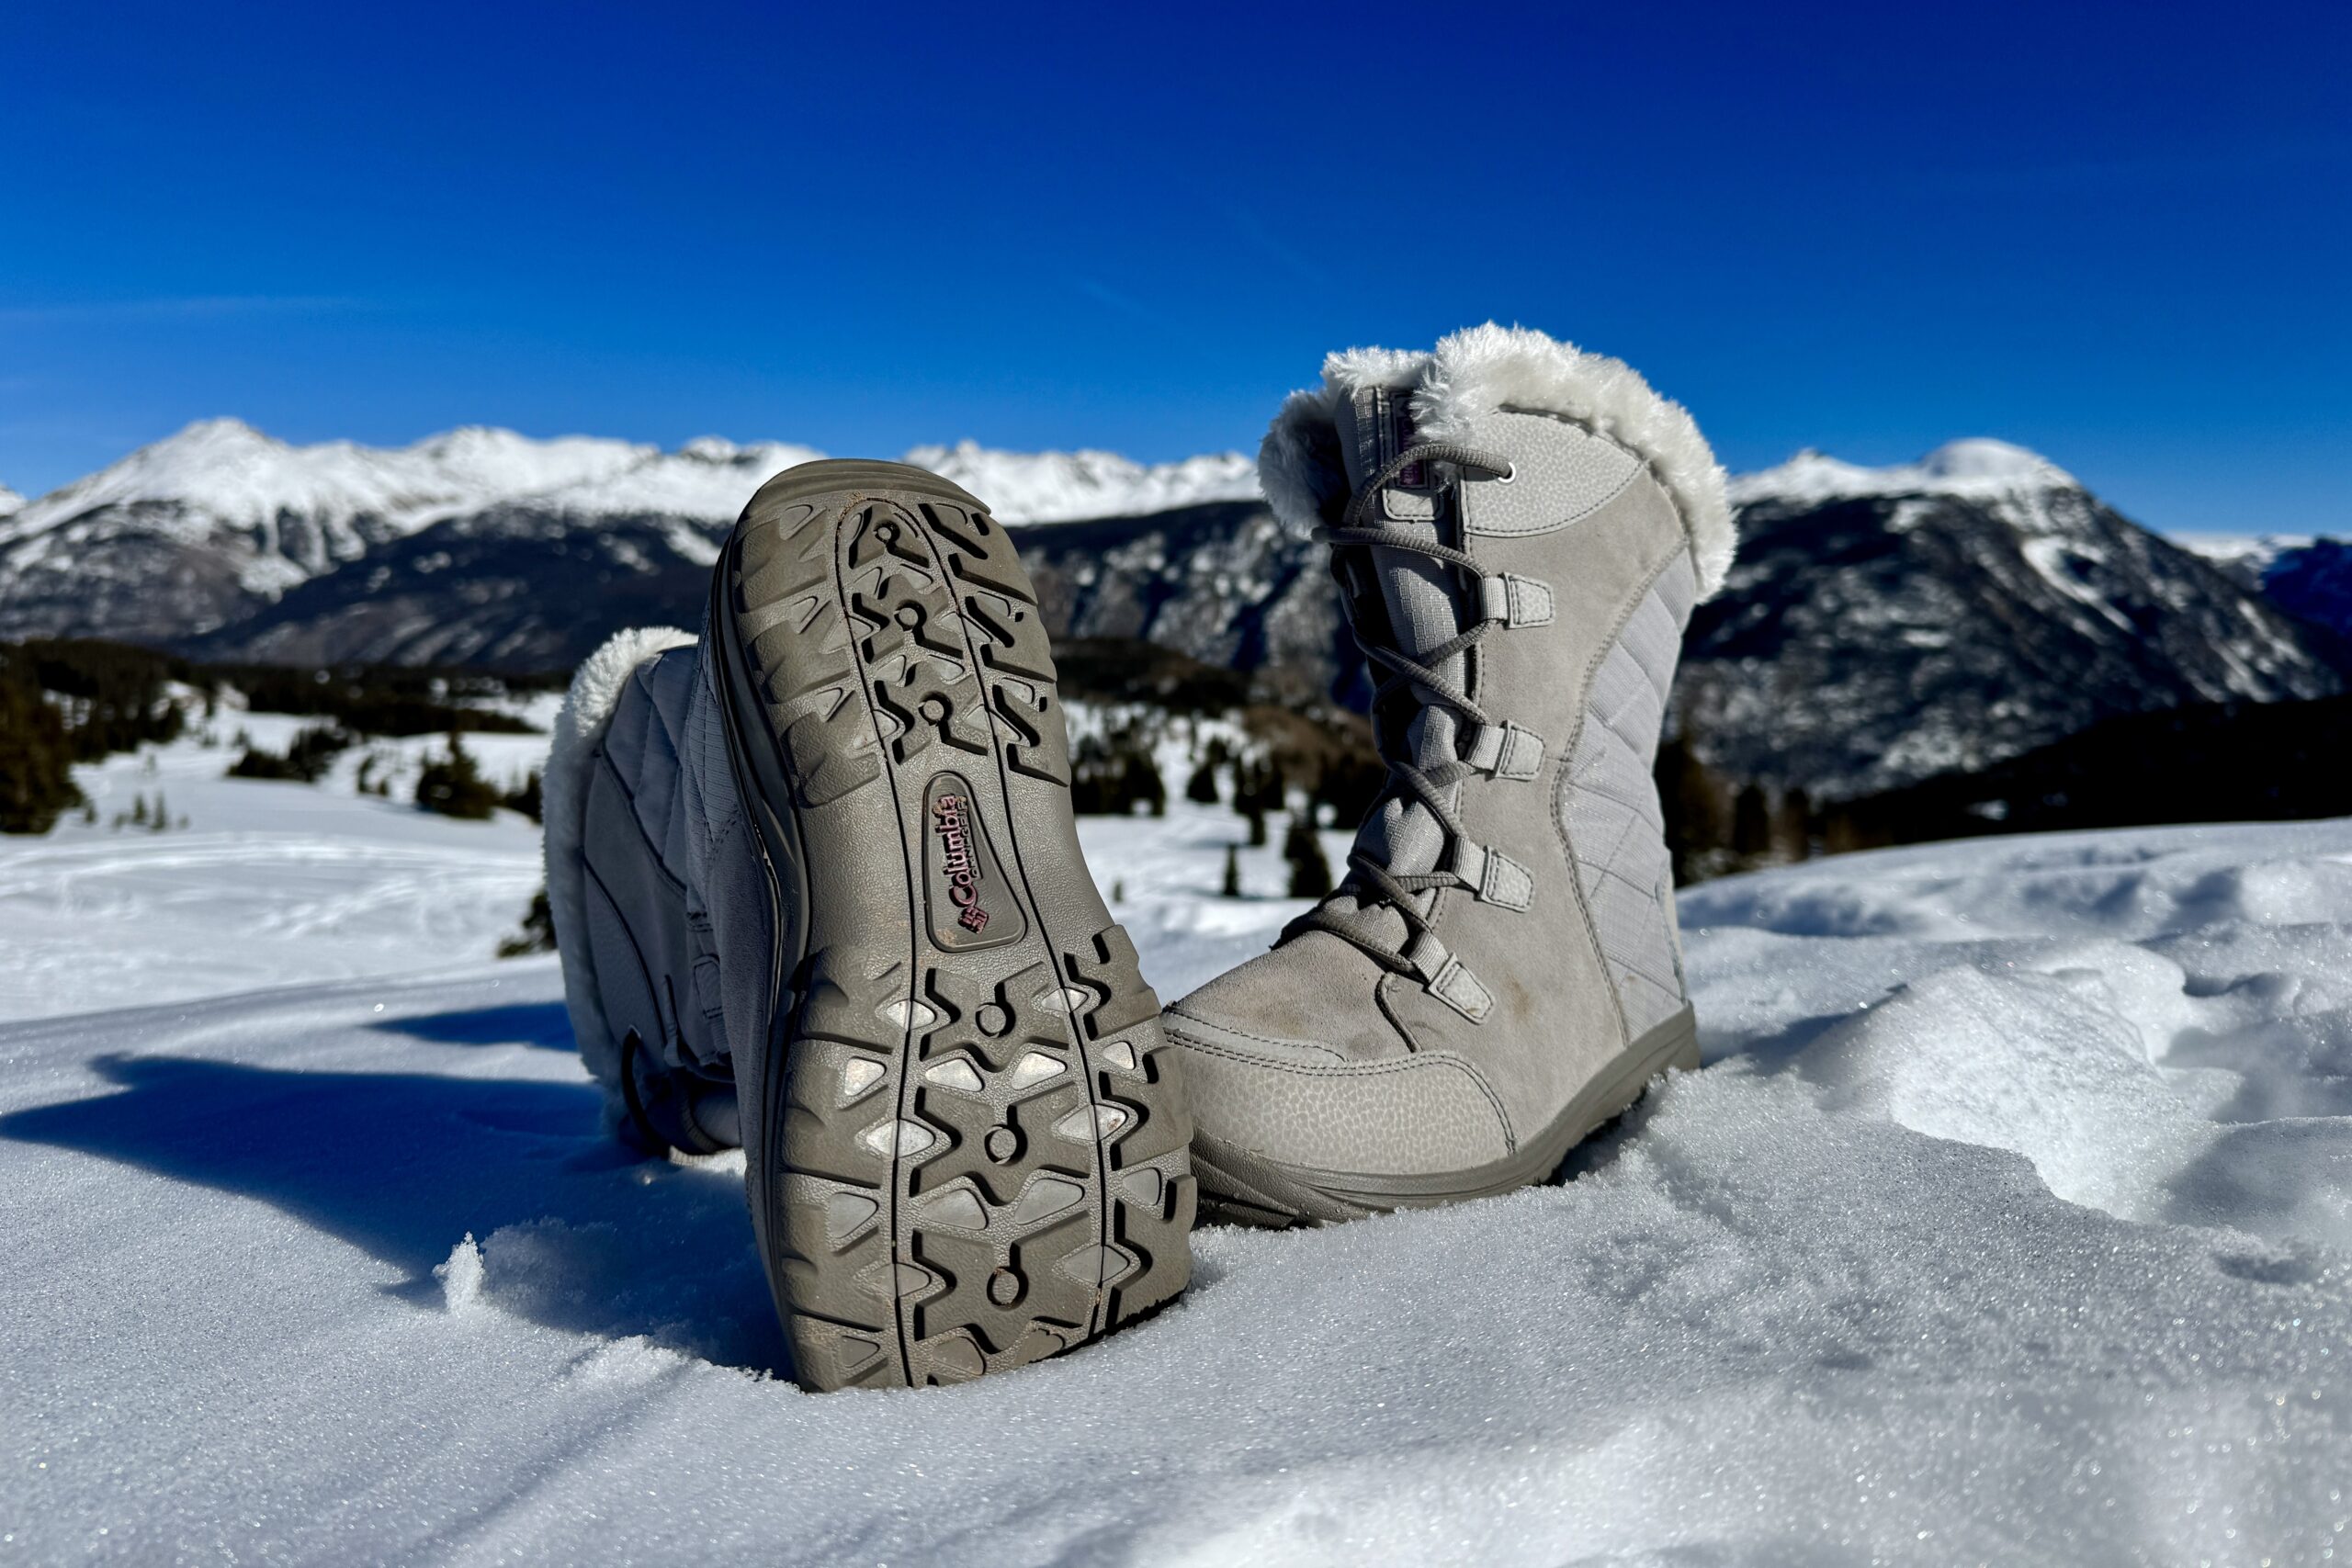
[1161,1003,1511,1182]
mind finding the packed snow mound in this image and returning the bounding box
[0,713,2347,1562]
[1730,436,2080,506]
[900,438,1261,523]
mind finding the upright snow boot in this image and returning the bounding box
[547,458,1194,1390]
[1165,325,1736,1225]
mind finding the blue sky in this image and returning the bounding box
[2,1,2346,534]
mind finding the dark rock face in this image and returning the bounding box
[192,507,727,670]
[1009,503,1351,704]
[2262,539,2352,642]
[1676,483,2342,799]
[0,502,357,645]
[193,499,1366,695]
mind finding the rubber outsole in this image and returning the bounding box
[711,459,1194,1391]
[1188,1006,1701,1227]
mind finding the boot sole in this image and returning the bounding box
[1190,1005,1700,1227]
[709,459,1194,1391]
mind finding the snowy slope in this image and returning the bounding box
[0,482,21,519]
[0,715,550,1018]
[0,724,2347,1562]
[902,440,1260,524]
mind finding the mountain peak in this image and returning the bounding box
[1731,439,2078,507]
[1916,438,2075,487]
[899,442,1259,524]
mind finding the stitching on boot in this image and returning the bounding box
[1548,543,1684,1050]
[1374,969,1519,1153]
[1162,1009,1351,1064]
[1180,1027,1518,1160]
[1429,955,1494,1022]
[1463,410,1645,538]
[1478,849,1534,911]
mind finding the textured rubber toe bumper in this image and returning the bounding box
[711,459,1193,1391]
[1182,1006,1701,1228]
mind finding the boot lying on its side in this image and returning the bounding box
[546,460,1194,1390]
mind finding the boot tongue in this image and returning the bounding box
[1335,387,1466,887]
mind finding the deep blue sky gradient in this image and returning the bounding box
[2,0,2346,534]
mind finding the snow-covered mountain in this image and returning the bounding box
[1724,436,2081,507]
[1677,440,2346,797]
[0,421,658,642]
[2179,531,2352,645]
[0,483,22,520]
[903,440,1259,524]
[0,420,1259,648]
[1,418,653,575]
[3,424,2342,801]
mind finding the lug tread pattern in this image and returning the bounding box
[729,474,1190,1390]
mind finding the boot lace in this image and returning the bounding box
[1288,440,1517,979]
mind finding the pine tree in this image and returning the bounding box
[415,732,501,819]
[0,657,84,834]
[504,769,543,822]
[1283,813,1332,898]
[1220,844,1242,898]
[1185,760,1220,804]
[497,887,558,957]
[1732,783,1771,859]
[1772,787,1813,863]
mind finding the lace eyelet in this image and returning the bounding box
[1493,464,1517,485]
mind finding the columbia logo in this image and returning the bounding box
[931,793,989,931]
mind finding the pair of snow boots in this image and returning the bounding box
[545,324,1736,1390]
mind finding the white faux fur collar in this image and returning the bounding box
[1256,323,1736,598]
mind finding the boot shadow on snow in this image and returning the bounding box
[0,1051,792,1378]
[369,1000,576,1051]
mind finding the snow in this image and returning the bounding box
[1,728,2348,1562]
[902,439,1262,524]
[0,481,21,519]
[2175,532,2319,572]
[0,715,549,1020]
[520,437,828,522]
[1731,437,2080,507]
